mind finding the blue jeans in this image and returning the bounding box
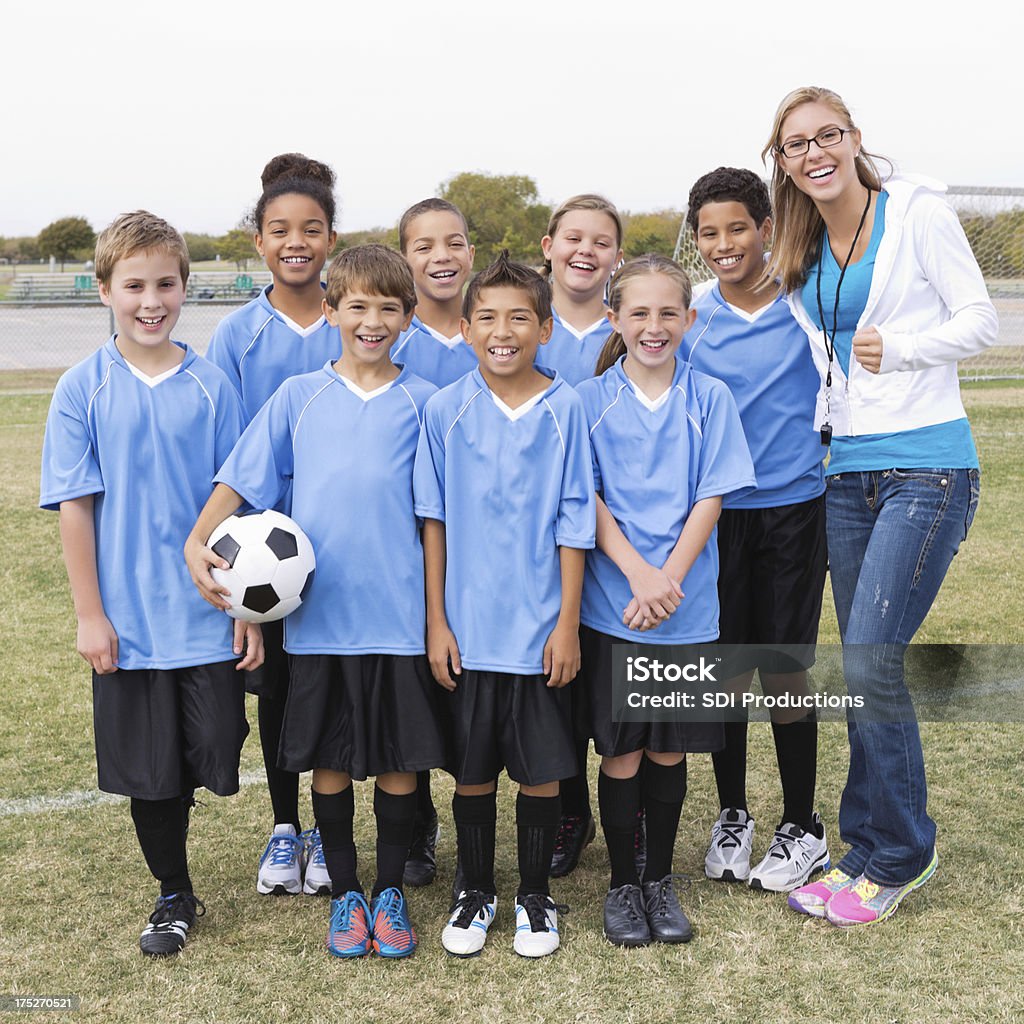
[826,468,980,886]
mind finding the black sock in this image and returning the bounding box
[372,787,418,897]
[131,797,191,896]
[772,711,818,833]
[641,757,687,883]
[452,792,497,895]
[598,770,641,889]
[258,692,300,833]
[712,716,749,812]
[559,735,592,818]
[516,792,561,898]
[312,787,359,897]
[415,770,437,823]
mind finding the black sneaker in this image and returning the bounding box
[642,875,692,944]
[549,814,596,878]
[403,814,439,887]
[139,892,205,956]
[633,810,647,879]
[603,884,651,947]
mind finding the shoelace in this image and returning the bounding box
[852,878,881,902]
[714,822,749,849]
[331,893,362,932]
[150,892,206,925]
[300,828,325,864]
[552,816,583,852]
[645,874,690,919]
[450,890,493,928]
[267,834,303,867]
[766,830,797,861]
[373,888,406,925]
[609,885,646,923]
[520,894,570,933]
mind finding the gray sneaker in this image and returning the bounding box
[603,884,650,947]
[642,875,692,943]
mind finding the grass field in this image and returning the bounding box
[1,377,1022,1024]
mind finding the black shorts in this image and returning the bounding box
[280,654,447,780]
[446,670,577,787]
[243,617,290,700]
[92,661,248,800]
[580,627,724,758]
[717,494,827,673]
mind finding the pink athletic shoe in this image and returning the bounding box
[787,868,853,917]
[825,852,938,928]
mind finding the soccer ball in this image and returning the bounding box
[208,509,316,623]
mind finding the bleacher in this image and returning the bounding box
[9,270,273,302]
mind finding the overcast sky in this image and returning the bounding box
[5,0,1021,238]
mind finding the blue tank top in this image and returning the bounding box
[801,191,977,473]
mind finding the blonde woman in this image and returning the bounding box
[762,86,996,927]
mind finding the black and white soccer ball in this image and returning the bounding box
[208,509,316,623]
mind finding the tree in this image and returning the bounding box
[183,232,219,263]
[439,173,551,269]
[216,228,256,271]
[621,210,685,260]
[0,235,40,267]
[336,226,399,252]
[37,216,95,271]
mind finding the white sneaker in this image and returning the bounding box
[513,894,564,958]
[257,824,305,895]
[301,827,331,896]
[705,808,755,882]
[441,889,497,957]
[749,813,830,893]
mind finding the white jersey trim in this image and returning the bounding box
[555,312,609,341]
[276,309,327,337]
[238,315,275,370]
[589,381,630,437]
[684,303,724,360]
[420,321,466,350]
[125,361,181,388]
[628,382,672,413]
[491,390,546,422]
[336,375,396,402]
[294,378,337,438]
[183,369,216,415]
[444,388,485,446]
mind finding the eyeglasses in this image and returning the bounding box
[776,127,849,159]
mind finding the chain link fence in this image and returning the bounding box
[4,189,1023,380]
[672,185,1024,381]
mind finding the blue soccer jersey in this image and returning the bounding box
[537,308,615,386]
[414,368,597,674]
[683,283,824,509]
[206,285,342,421]
[391,315,476,389]
[215,362,435,656]
[40,339,245,670]
[576,356,756,644]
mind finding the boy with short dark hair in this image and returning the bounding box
[40,210,260,957]
[414,251,597,958]
[682,168,830,894]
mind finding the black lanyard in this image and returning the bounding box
[815,187,873,445]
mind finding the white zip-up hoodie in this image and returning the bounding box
[785,175,998,437]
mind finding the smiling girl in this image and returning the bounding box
[576,255,755,946]
[205,153,340,900]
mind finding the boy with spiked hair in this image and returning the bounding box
[414,251,596,958]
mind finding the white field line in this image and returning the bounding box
[0,771,266,818]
